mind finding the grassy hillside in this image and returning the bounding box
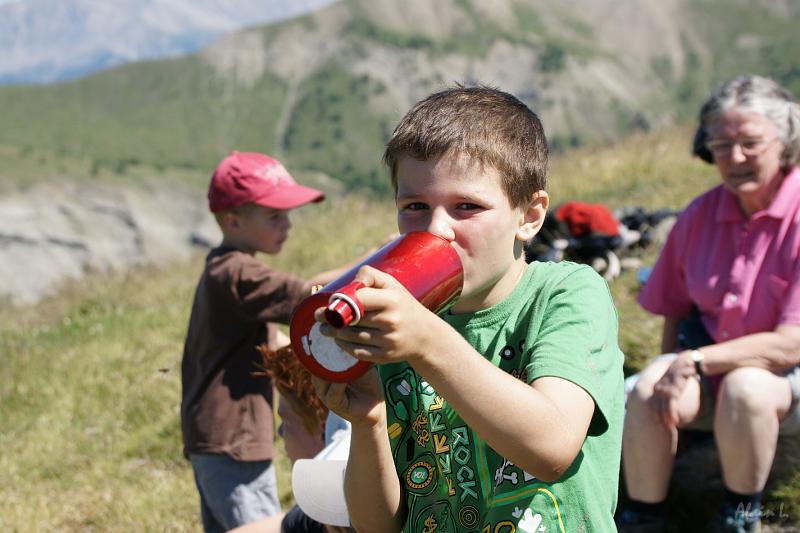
[0,0,798,195]
[0,195,396,531]
[0,142,211,195]
[0,55,289,174]
[2,127,798,530]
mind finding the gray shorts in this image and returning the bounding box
[190,453,280,533]
[687,364,800,436]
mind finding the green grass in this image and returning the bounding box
[2,129,798,529]
[548,125,720,210]
[0,263,200,531]
[0,195,395,531]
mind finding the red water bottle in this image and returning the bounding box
[289,232,463,383]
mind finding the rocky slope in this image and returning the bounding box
[0,181,219,305]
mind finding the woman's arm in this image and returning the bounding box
[661,316,681,354]
[692,324,800,375]
[653,322,800,427]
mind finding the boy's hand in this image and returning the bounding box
[311,369,385,428]
[315,265,440,365]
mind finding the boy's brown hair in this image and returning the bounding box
[383,86,549,208]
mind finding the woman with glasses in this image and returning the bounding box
[617,75,800,533]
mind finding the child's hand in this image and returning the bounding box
[316,265,440,365]
[311,369,385,428]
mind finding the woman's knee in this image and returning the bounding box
[719,367,789,417]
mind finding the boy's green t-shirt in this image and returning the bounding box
[377,261,624,533]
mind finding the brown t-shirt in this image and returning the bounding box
[181,246,309,461]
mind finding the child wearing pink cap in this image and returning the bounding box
[181,151,343,532]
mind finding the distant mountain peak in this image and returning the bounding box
[0,0,339,84]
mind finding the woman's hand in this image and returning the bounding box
[649,351,697,428]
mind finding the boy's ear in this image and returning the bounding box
[221,212,240,231]
[516,191,549,242]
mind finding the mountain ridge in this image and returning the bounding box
[0,0,798,194]
[0,0,338,84]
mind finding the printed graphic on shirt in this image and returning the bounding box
[380,339,566,533]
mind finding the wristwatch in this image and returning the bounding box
[689,349,705,377]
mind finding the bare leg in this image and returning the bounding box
[714,367,793,493]
[623,356,702,502]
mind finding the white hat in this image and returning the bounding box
[291,422,352,527]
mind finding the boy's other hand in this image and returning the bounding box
[311,370,385,429]
[315,265,442,366]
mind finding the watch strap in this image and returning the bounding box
[690,349,705,376]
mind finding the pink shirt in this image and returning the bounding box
[639,167,800,343]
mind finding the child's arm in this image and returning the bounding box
[307,234,398,289]
[411,337,595,482]
[307,266,350,289]
[323,267,596,482]
[312,372,406,532]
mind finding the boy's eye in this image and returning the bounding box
[457,202,482,210]
[403,202,428,211]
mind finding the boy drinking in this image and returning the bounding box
[311,87,625,532]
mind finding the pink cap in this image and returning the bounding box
[208,151,325,213]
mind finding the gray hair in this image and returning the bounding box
[692,75,800,168]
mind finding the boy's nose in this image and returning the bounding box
[427,209,455,241]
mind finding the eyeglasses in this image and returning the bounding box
[705,136,779,158]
